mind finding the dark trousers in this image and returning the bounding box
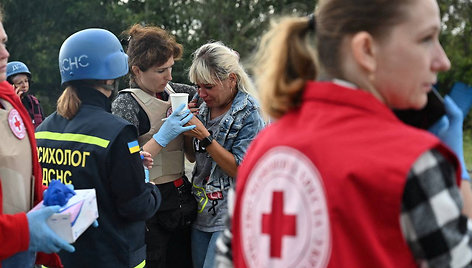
[145,179,195,268]
[145,220,193,268]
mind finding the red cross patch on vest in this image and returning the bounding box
[8,108,26,139]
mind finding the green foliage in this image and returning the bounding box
[3,0,129,115]
[465,128,472,168]
[438,0,472,88]
[2,0,316,116]
[3,0,468,119]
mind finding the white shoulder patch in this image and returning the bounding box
[240,146,331,268]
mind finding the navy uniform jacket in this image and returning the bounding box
[36,86,160,268]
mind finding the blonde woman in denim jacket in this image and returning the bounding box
[184,41,265,268]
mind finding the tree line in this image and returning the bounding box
[2,0,468,117]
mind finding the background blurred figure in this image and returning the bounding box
[6,61,44,129]
[185,41,265,268]
[231,0,472,267]
[0,7,73,268]
[112,24,197,268]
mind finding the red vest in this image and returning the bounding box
[233,81,460,268]
[0,81,62,267]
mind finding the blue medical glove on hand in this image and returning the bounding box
[43,180,76,206]
[428,115,449,137]
[153,103,196,147]
[27,206,75,253]
[449,82,472,119]
[429,95,470,180]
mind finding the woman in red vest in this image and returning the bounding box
[230,0,472,267]
[0,7,73,268]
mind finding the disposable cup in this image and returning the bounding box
[170,93,189,115]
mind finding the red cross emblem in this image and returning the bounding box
[241,147,331,267]
[261,191,297,258]
[14,116,22,130]
[8,109,26,139]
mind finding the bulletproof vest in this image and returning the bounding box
[121,84,184,184]
[0,99,33,214]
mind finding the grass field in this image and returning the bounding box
[465,129,472,168]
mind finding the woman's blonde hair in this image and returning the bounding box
[253,0,412,119]
[189,41,257,99]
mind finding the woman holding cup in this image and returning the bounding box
[184,41,265,268]
[111,24,197,268]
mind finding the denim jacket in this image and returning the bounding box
[197,90,265,194]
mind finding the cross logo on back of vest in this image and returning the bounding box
[241,147,331,267]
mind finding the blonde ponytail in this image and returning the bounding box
[253,16,317,119]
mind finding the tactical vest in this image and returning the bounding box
[0,99,33,214]
[121,84,184,184]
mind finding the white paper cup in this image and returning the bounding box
[170,93,189,114]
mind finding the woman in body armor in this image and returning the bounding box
[112,24,197,268]
[35,28,194,267]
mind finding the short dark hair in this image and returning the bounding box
[123,24,183,84]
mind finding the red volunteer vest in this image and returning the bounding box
[233,81,460,268]
[0,81,62,268]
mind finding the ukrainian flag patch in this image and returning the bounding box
[128,140,140,154]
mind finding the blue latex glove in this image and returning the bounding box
[428,114,449,137]
[449,82,472,118]
[43,180,76,206]
[43,182,99,227]
[429,95,470,180]
[153,103,196,147]
[27,206,75,253]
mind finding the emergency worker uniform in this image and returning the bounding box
[36,86,161,268]
[113,82,196,268]
[232,81,462,268]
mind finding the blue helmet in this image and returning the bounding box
[6,61,31,82]
[58,28,128,85]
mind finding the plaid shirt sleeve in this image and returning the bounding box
[401,148,472,268]
[215,188,235,268]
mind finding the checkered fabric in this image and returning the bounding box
[214,215,234,268]
[401,149,472,268]
[215,148,472,268]
[215,188,235,268]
